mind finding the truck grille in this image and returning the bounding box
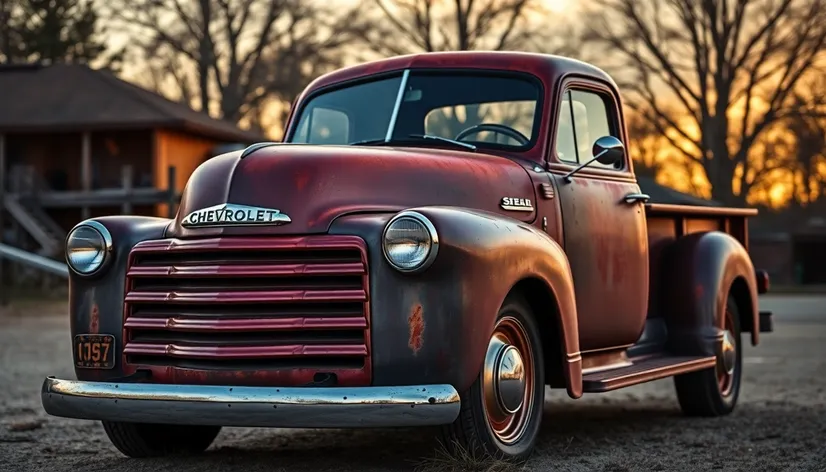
[122,235,371,386]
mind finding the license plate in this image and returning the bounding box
[74,334,116,369]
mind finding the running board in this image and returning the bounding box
[582,355,716,393]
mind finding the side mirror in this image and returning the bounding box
[562,135,625,182]
[592,136,625,167]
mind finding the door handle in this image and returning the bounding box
[623,193,650,204]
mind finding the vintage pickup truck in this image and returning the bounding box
[42,51,773,461]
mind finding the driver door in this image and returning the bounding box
[550,83,649,353]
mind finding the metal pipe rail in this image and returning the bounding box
[0,243,69,278]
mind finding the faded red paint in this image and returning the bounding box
[554,170,649,352]
[294,170,312,191]
[408,304,425,354]
[168,147,539,239]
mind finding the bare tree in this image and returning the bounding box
[786,76,826,207]
[106,0,360,127]
[1,0,121,68]
[625,108,711,195]
[583,0,826,206]
[625,110,665,180]
[347,0,577,141]
[352,0,574,57]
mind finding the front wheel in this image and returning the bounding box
[440,294,545,461]
[674,295,742,416]
[102,421,221,458]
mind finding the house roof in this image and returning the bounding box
[636,176,722,207]
[0,63,264,143]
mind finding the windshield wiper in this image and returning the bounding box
[408,134,477,150]
[349,134,477,151]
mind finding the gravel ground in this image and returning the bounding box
[1,295,824,472]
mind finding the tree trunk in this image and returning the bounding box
[707,155,744,206]
[198,0,211,113]
[703,110,744,207]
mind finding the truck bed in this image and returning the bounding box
[645,202,757,251]
[644,202,758,321]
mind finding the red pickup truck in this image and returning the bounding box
[42,51,773,461]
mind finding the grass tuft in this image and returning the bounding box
[413,439,528,472]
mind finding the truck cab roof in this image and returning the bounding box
[286,51,625,167]
[303,51,618,93]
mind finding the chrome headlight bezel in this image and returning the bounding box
[65,220,113,276]
[381,210,439,273]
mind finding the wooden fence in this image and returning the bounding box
[0,165,181,306]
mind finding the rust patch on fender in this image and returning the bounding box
[408,304,425,354]
[89,303,100,334]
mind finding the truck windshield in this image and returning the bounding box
[287,71,541,151]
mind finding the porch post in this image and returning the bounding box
[81,131,91,220]
[0,133,6,306]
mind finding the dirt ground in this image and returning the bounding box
[1,295,824,472]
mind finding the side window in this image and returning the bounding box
[293,107,350,144]
[569,90,617,169]
[555,91,578,163]
[554,88,623,169]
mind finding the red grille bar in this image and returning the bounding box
[123,343,369,359]
[127,262,367,277]
[123,316,368,332]
[122,235,372,386]
[124,289,367,304]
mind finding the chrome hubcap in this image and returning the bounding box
[482,316,534,445]
[720,329,736,375]
[494,345,526,413]
[717,309,738,396]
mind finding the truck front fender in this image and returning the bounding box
[657,231,759,357]
[67,216,172,381]
[329,206,582,398]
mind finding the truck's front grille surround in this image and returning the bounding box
[122,235,371,386]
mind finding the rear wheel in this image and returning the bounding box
[674,295,742,416]
[102,421,221,458]
[440,294,545,461]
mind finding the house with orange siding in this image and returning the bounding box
[0,63,264,231]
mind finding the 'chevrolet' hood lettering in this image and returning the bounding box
[182,203,291,228]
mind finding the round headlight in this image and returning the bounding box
[382,211,439,272]
[66,221,112,275]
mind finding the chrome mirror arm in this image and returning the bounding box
[562,149,607,183]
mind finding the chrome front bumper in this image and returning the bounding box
[41,377,461,428]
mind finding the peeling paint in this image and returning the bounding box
[89,303,99,334]
[408,305,425,354]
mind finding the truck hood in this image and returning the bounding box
[168,144,538,237]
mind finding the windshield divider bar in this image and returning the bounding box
[385,69,410,143]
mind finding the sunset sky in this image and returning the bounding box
[546,0,573,12]
[101,0,822,208]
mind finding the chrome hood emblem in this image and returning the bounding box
[181,203,291,228]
